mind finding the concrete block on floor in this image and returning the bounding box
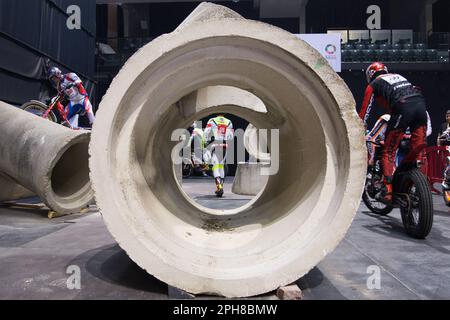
[232,162,269,196]
[276,284,304,300]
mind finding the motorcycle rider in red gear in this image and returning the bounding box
[359,62,428,204]
[48,66,95,128]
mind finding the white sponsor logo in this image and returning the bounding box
[381,74,408,85]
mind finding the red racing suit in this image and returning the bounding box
[359,73,427,183]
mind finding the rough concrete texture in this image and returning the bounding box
[90,2,366,297]
[232,163,269,196]
[0,172,34,201]
[0,101,94,213]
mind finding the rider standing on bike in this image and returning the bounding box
[48,67,95,128]
[203,115,234,197]
[359,62,428,204]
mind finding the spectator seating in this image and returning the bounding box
[379,43,391,50]
[341,38,442,63]
[414,43,427,49]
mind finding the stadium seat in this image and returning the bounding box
[374,39,389,45]
[400,49,414,62]
[426,49,438,62]
[392,43,402,50]
[387,49,401,62]
[414,43,427,49]
[414,49,427,62]
[361,49,376,62]
[341,49,350,62]
[343,44,354,50]
[355,44,366,50]
[402,43,413,50]
[375,49,388,62]
[350,49,362,62]
[379,43,391,50]
[367,44,378,50]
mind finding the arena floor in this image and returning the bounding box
[0,177,449,299]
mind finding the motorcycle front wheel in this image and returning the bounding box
[398,169,433,239]
[362,178,393,215]
[21,101,58,123]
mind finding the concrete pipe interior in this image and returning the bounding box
[91,9,365,297]
[51,139,91,199]
[176,87,270,211]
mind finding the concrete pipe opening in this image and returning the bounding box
[51,139,91,199]
[90,3,366,297]
[0,100,94,214]
[175,85,270,211]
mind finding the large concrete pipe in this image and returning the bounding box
[90,3,366,297]
[0,101,93,213]
[0,172,34,202]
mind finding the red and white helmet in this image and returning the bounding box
[365,62,388,84]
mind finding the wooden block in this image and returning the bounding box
[276,284,304,300]
[79,207,90,214]
[48,211,66,219]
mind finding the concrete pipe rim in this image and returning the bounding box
[90,18,366,297]
[45,132,94,213]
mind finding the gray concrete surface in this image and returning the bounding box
[0,101,93,213]
[89,2,366,297]
[0,178,449,299]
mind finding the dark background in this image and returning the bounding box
[0,0,96,106]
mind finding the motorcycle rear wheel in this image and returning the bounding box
[21,101,58,123]
[398,169,433,239]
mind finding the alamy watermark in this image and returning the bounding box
[66,265,81,290]
[171,125,280,176]
[66,5,81,30]
[366,5,381,30]
[366,265,381,290]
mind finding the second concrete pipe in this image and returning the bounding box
[0,101,93,213]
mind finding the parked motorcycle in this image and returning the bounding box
[363,138,433,239]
